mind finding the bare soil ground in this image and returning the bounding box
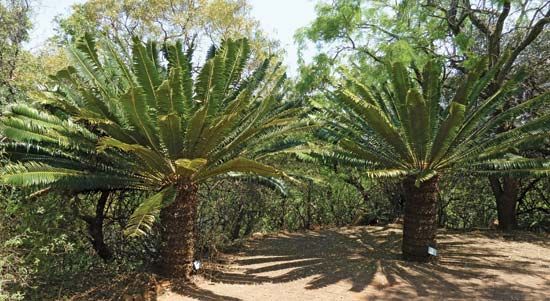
[158,225,550,301]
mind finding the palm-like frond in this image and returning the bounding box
[124,186,176,237]
[1,35,306,236]
[313,59,550,182]
[0,104,143,191]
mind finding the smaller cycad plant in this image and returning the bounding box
[312,59,550,261]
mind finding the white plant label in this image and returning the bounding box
[193,260,202,270]
[428,246,438,256]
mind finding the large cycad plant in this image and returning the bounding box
[315,60,550,262]
[0,35,304,278]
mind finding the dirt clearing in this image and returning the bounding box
[159,226,550,301]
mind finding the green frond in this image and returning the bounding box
[66,45,112,99]
[465,57,501,111]
[420,59,442,160]
[98,137,172,177]
[158,113,184,159]
[1,162,143,191]
[194,59,217,107]
[429,102,466,166]
[132,36,162,110]
[225,172,288,197]
[124,186,176,237]
[163,41,193,109]
[75,33,101,71]
[449,60,485,106]
[364,169,409,178]
[337,89,411,161]
[414,169,437,187]
[118,87,159,149]
[405,88,429,162]
[155,72,183,116]
[175,158,207,178]
[184,107,208,158]
[389,62,411,121]
[474,91,550,139]
[339,138,400,167]
[468,157,550,177]
[101,37,132,75]
[221,38,250,94]
[453,86,509,145]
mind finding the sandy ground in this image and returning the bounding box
[158,226,550,301]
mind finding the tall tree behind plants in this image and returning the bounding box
[52,0,280,67]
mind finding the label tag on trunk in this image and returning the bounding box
[193,260,202,271]
[428,246,438,256]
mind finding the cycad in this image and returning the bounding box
[314,60,550,261]
[0,35,305,278]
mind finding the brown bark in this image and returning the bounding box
[345,175,370,205]
[230,205,245,240]
[402,176,439,262]
[159,182,198,279]
[489,176,519,231]
[81,191,113,261]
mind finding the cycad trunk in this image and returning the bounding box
[159,183,198,279]
[402,176,439,262]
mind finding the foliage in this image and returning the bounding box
[0,0,549,298]
[0,0,31,104]
[297,0,549,75]
[53,0,281,68]
[0,35,307,236]
[310,59,550,182]
[0,188,27,301]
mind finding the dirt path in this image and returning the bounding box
[159,226,550,301]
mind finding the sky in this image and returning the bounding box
[25,0,318,75]
[248,0,317,74]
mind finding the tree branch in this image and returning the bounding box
[516,178,541,205]
[496,7,550,84]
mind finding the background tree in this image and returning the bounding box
[47,0,280,73]
[0,0,31,104]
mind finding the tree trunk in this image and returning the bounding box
[84,191,113,261]
[305,181,313,230]
[159,183,198,279]
[489,176,519,231]
[231,206,245,240]
[402,176,439,262]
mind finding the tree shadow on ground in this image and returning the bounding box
[169,280,241,301]
[199,226,549,300]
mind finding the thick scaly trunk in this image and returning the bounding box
[159,183,198,279]
[489,176,519,231]
[402,176,439,262]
